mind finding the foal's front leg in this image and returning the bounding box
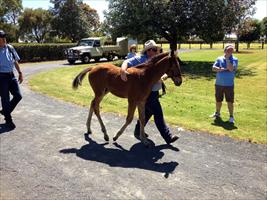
[113,101,136,141]
[137,102,150,146]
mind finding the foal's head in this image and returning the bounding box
[166,50,182,86]
[151,51,182,86]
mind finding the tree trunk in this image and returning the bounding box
[235,34,240,52]
[169,39,177,51]
[169,35,177,51]
[168,37,184,65]
[210,43,213,48]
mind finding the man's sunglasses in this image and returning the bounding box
[148,48,158,52]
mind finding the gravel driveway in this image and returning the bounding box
[0,60,266,200]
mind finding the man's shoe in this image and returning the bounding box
[167,135,179,144]
[134,132,149,140]
[210,112,220,119]
[5,121,16,129]
[229,116,235,123]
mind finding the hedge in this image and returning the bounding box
[11,43,76,62]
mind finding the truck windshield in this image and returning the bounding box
[78,40,94,46]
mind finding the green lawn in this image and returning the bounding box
[28,49,267,144]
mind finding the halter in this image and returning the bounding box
[166,54,181,79]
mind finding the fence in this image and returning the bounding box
[157,41,265,50]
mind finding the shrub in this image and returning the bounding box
[11,43,76,62]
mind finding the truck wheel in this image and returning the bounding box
[68,59,75,65]
[82,55,90,64]
[107,54,114,61]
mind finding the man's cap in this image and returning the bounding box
[0,30,6,38]
[224,44,234,52]
[141,40,160,54]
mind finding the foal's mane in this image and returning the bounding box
[134,52,169,69]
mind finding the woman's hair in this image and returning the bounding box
[129,44,137,51]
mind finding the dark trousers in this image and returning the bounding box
[134,91,172,143]
[0,73,22,122]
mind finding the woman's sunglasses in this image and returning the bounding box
[148,48,158,52]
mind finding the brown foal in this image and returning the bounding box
[72,50,182,146]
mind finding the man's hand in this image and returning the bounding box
[226,60,234,71]
[18,72,23,84]
[213,66,226,72]
[120,69,129,81]
[161,74,168,81]
[219,67,226,72]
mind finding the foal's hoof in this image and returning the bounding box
[104,135,109,141]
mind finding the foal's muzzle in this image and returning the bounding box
[173,77,182,86]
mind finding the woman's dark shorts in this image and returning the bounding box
[215,85,234,103]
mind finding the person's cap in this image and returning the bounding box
[141,40,160,54]
[224,44,234,52]
[0,30,6,38]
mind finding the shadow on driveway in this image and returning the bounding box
[60,133,179,178]
[0,123,15,134]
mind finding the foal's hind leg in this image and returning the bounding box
[92,95,109,141]
[86,100,95,134]
[113,101,136,141]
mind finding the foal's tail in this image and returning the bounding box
[72,67,92,90]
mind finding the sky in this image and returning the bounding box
[22,0,109,22]
[22,0,266,22]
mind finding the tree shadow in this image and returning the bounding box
[181,61,256,80]
[211,118,238,131]
[63,59,108,66]
[63,58,122,66]
[236,51,255,54]
[59,133,179,178]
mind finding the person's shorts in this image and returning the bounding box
[215,85,234,103]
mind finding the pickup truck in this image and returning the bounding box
[65,37,128,64]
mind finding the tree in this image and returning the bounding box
[192,0,226,47]
[261,17,267,38]
[51,0,100,42]
[0,0,22,24]
[18,8,52,43]
[0,0,22,41]
[50,0,67,15]
[239,18,261,48]
[105,0,231,50]
[224,0,256,52]
[80,3,100,33]
[105,0,187,50]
